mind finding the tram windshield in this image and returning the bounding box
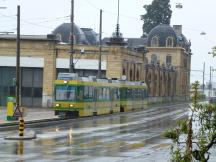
[55,85,76,101]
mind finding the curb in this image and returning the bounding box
[0,117,62,131]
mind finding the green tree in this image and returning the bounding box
[141,0,172,37]
[210,46,216,57]
[164,81,216,162]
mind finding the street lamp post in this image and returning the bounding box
[211,68,216,96]
[208,66,216,98]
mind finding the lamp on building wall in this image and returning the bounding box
[200,31,206,35]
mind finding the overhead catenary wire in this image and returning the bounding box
[0,0,208,35]
[82,0,138,20]
[0,13,69,29]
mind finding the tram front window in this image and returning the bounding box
[55,85,76,101]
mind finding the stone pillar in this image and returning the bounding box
[150,65,156,96]
[106,47,122,79]
[165,71,168,96]
[42,48,56,107]
[159,68,162,97]
[161,68,166,96]
[176,67,182,97]
[170,70,174,97]
[145,65,151,96]
[156,65,160,97]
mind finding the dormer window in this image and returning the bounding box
[151,36,159,47]
[56,33,62,42]
[166,37,173,47]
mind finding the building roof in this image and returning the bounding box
[126,38,147,48]
[147,24,178,47]
[102,38,147,48]
[52,23,98,45]
[147,24,191,53]
[0,34,58,41]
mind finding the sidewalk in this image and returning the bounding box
[0,107,58,125]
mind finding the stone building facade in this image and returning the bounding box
[0,24,191,107]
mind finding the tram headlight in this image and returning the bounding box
[55,103,60,107]
[63,80,68,84]
[69,104,74,107]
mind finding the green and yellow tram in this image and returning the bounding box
[52,73,148,117]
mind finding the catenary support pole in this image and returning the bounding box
[98,9,102,78]
[69,0,75,73]
[16,5,20,111]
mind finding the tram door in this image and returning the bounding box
[21,68,43,107]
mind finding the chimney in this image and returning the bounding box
[173,25,182,35]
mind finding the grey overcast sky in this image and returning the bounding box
[0,0,215,83]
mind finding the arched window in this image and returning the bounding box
[130,69,133,81]
[183,58,187,68]
[166,37,173,47]
[136,70,139,81]
[151,54,157,65]
[122,68,126,75]
[166,55,172,65]
[151,36,159,47]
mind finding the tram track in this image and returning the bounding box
[0,102,189,131]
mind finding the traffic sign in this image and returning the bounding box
[13,106,22,117]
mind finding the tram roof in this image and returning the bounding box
[56,73,146,88]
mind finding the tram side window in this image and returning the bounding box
[143,89,147,98]
[106,88,110,100]
[102,87,110,100]
[120,88,123,99]
[117,88,120,99]
[103,88,106,100]
[84,86,94,100]
[137,89,142,99]
[97,88,103,100]
[76,86,83,101]
[127,89,132,99]
[113,88,120,100]
[141,89,144,99]
[133,89,137,100]
[97,87,110,101]
[84,86,89,99]
[120,88,127,100]
[89,86,94,99]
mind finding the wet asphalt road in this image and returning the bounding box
[0,104,190,162]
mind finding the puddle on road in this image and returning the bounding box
[0,106,190,162]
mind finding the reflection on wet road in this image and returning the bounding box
[0,104,191,162]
